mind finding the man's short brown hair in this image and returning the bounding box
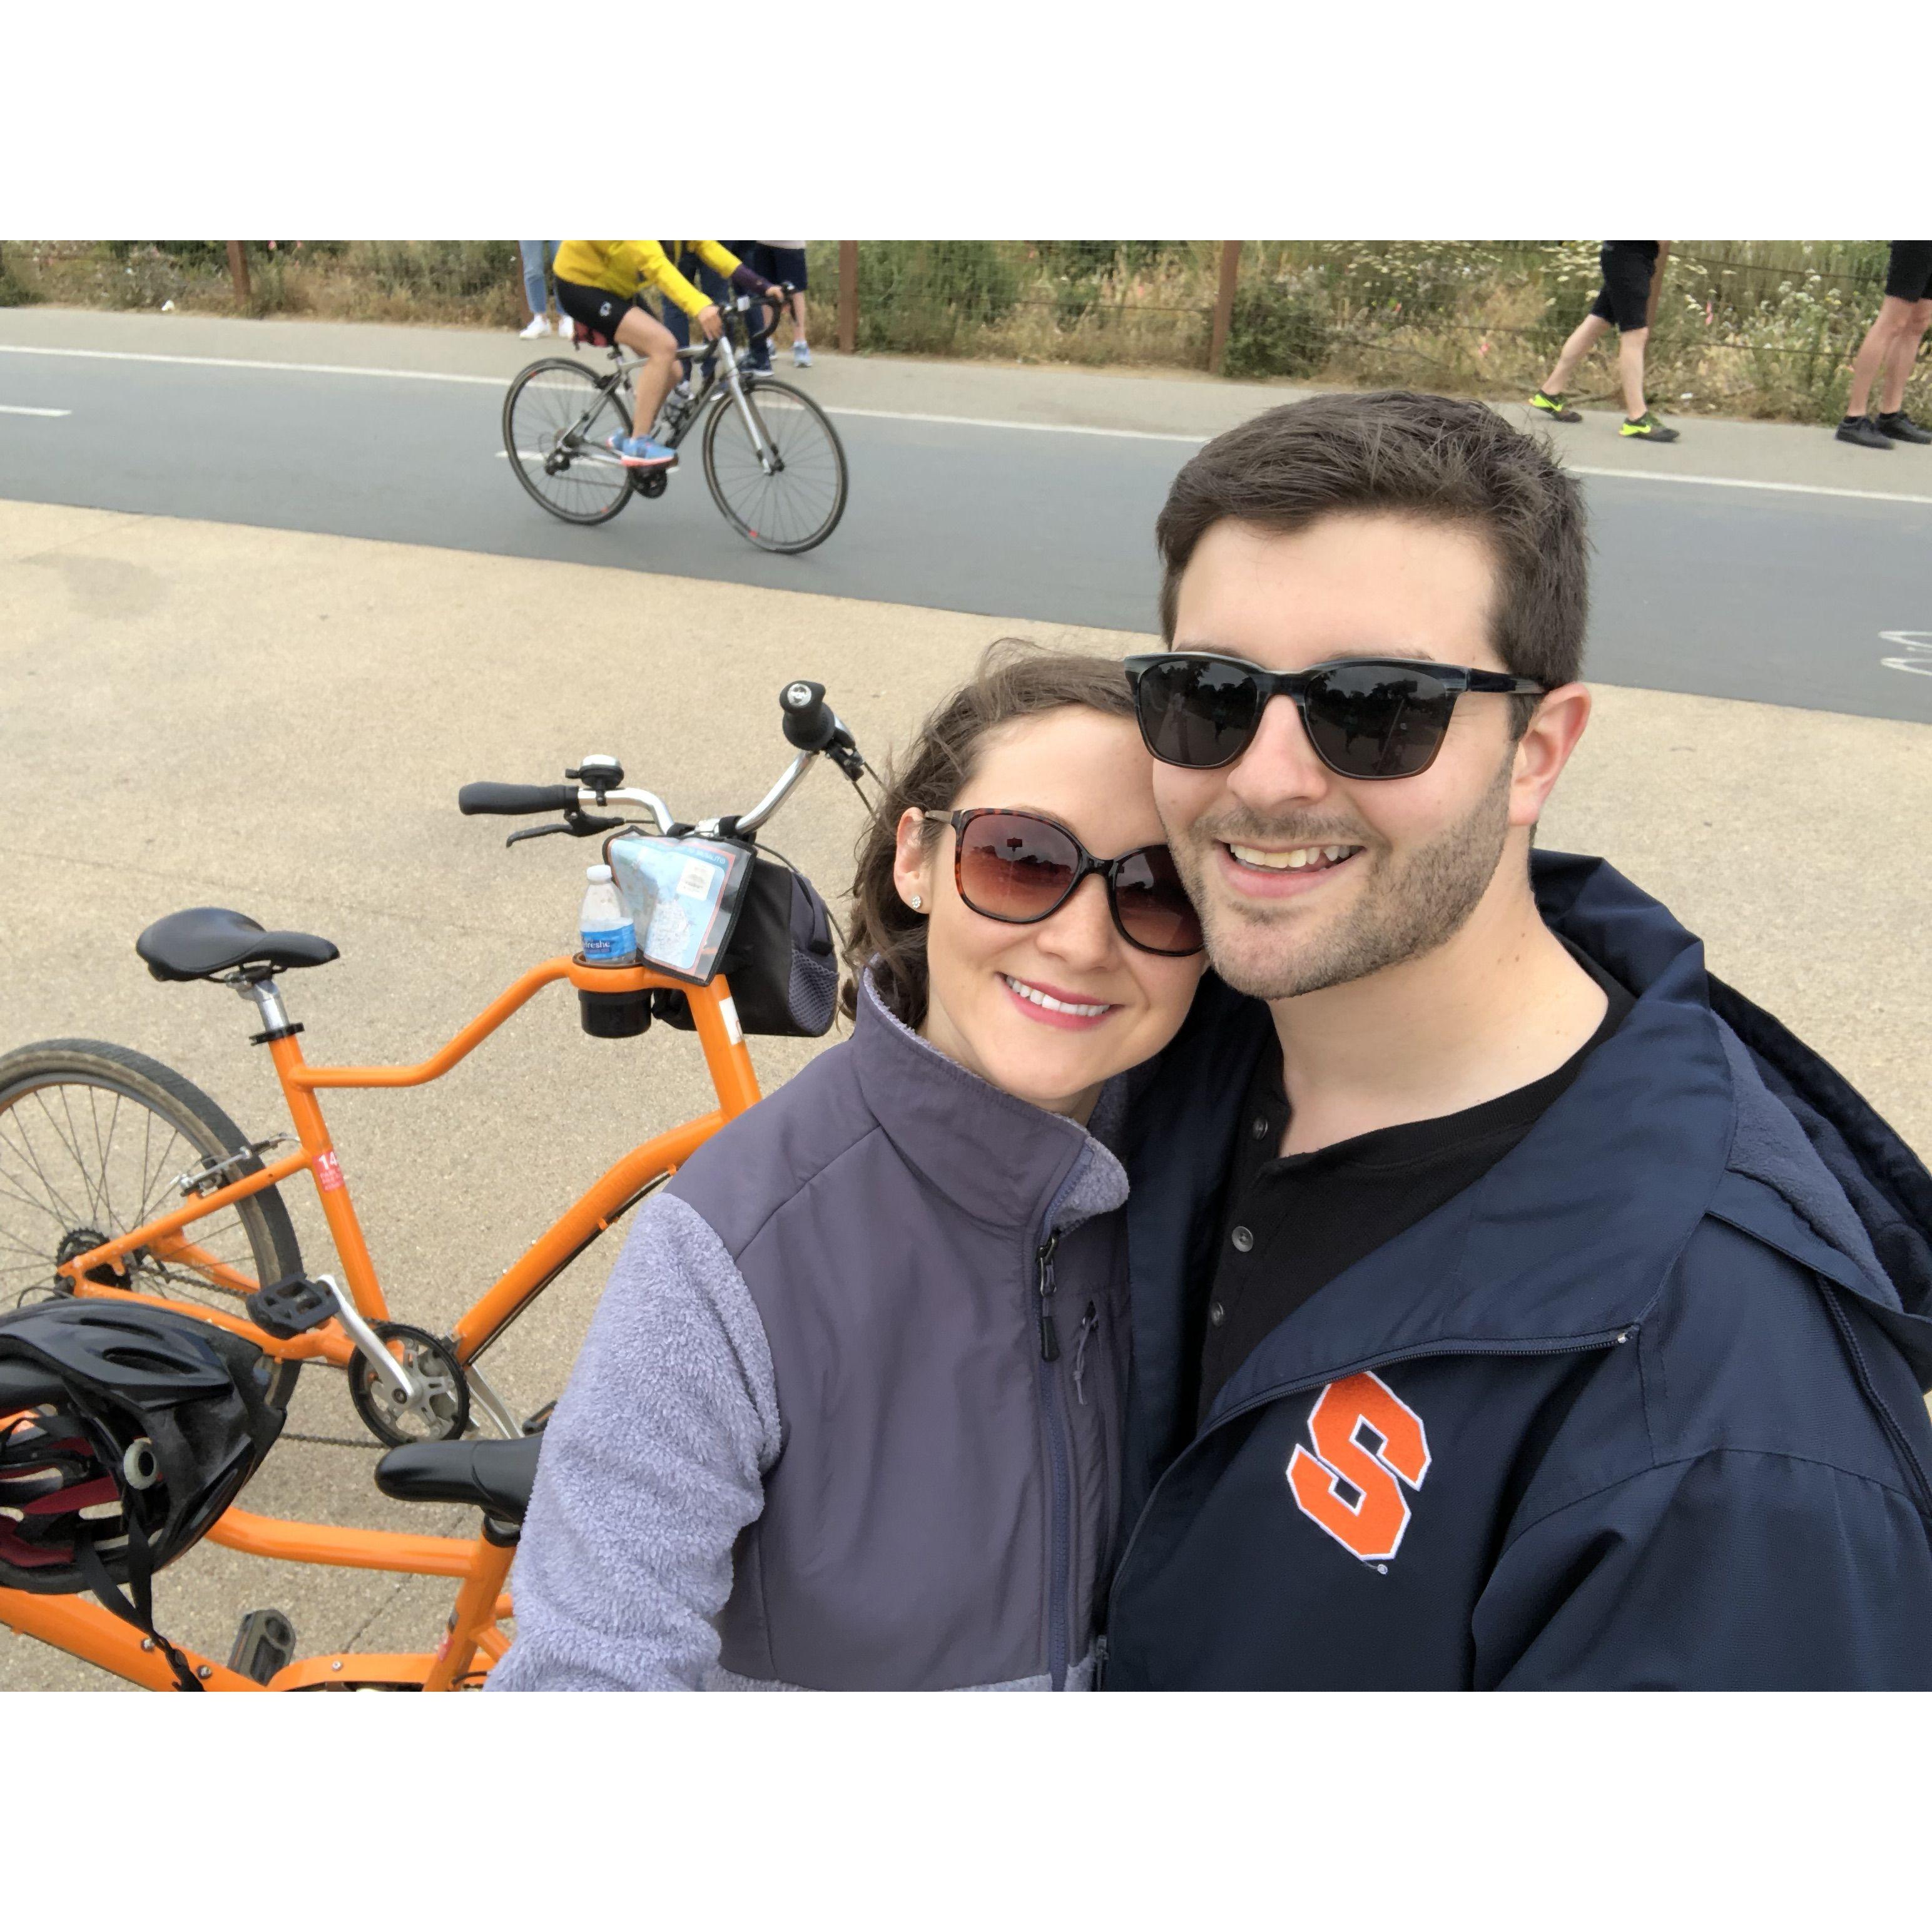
[1156,391,1589,726]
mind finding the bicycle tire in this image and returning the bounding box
[701,376,848,554]
[0,1040,306,1407]
[502,358,635,527]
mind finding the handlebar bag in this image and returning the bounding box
[644,850,838,1039]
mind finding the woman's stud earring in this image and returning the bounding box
[910,895,923,911]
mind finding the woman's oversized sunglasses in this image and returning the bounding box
[922,809,1204,958]
[1122,653,1549,780]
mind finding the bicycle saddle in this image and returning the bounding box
[135,907,340,983]
[375,1433,541,1525]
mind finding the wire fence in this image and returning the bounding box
[3,240,1924,425]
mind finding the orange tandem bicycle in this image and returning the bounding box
[0,679,872,1450]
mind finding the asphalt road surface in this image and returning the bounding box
[1,344,1929,726]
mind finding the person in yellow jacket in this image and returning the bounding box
[552,241,785,469]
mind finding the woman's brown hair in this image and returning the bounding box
[841,639,1137,1027]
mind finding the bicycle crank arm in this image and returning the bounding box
[316,1274,422,1406]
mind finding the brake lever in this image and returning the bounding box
[504,808,624,849]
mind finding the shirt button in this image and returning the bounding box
[1251,1116,1271,1141]
[1208,1301,1226,1326]
[1231,1226,1254,1254]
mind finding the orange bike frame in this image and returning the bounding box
[54,957,763,1365]
[0,1503,517,1691]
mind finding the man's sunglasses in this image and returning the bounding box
[923,808,1204,958]
[1122,653,1549,780]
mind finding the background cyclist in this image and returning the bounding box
[550,240,785,470]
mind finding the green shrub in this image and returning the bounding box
[1223,273,1330,379]
[854,240,1019,353]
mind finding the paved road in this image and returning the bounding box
[2,340,1929,726]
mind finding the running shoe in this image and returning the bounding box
[1620,412,1680,442]
[520,315,552,338]
[1528,389,1580,422]
[1836,415,1893,450]
[1878,409,1932,445]
[792,340,813,368]
[606,434,678,470]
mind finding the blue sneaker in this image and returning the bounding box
[606,434,677,469]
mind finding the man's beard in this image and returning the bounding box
[1172,751,1517,1002]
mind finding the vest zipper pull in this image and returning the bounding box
[1072,1301,1097,1405]
[1037,1233,1060,1361]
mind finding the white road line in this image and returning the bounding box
[0,404,71,417]
[821,405,1207,444]
[4,343,1929,506]
[1569,465,1932,507]
[0,343,501,387]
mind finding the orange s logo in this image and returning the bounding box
[1286,1371,1431,1565]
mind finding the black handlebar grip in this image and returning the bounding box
[459,781,582,816]
[779,679,836,753]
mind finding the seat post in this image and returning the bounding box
[235,975,297,1043]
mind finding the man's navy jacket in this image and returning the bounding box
[1106,853,1932,1689]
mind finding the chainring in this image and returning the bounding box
[345,1322,471,1447]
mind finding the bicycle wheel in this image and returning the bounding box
[702,377,848,554]
[0,1040,305,1406]
[502,358,636,526]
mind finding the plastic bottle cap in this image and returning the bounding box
[586,864,613,882]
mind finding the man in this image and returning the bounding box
[1529,240,1680,441]
[1835,242,1932,449]
[1104,392,1932,1689]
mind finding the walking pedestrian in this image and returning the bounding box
[1834,242,1932,449]
[518,240,561,339]
[1529,241,1680,441]
[742,242,812,367]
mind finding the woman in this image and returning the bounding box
[491,643,1205,1690]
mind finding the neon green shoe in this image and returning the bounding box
[1528,390,1582,423]
[1620,412,1680,442]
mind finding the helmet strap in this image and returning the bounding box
[70,1512,203,1693]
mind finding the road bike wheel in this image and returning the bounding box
[702,377,848,554]
[502,358,636,526]
[0,1041,306,1406]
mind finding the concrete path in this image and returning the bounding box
[4,307,1929,727]
[2,500,1928,1688]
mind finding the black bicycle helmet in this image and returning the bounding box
[0,1301,286,1688]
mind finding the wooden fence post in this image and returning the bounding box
[226,241,252,310]
[1208,240,1241,375]
[838,241,858,355]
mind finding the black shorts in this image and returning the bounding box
[555,275,641,345]
[743,243,807,291]
[1884,241,1932,303]
[1589,241,1660,332]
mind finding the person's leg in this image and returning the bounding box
[615,305,681,452]
[1846,297,1913,418]
[1878,298,1932,415]
[518,242,550,331]
[1617,325,1649,419]
[1540,312,1611,397]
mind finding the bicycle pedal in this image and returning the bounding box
[245,1273,338,1341]
[523,1399,557,1433]
[228,1607,297,1685]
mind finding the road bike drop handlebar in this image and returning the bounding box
[456,678,871,848]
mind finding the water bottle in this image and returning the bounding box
[578,864,637,966]
[577,863,648,1039]
[655,382,694,444]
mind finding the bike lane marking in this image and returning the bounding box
[0,404,71,416]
